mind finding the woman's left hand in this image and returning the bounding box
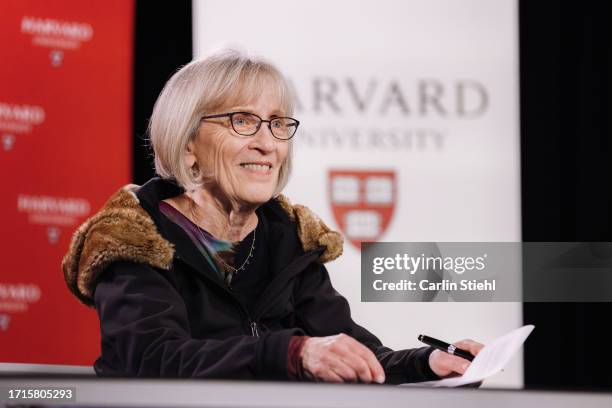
[428,339,484,377]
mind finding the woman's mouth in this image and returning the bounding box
[239,162,273,174]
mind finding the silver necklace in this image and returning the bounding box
[188,198,256,275]
[218,228,256,274]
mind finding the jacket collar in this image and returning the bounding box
[62,177,343,306]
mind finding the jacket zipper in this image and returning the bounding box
[177,249,321,338]
[252,250,322,321]
[176,255,258,336]
[226,284,260,337]
[218,284,260,338]
[250,321,259,337]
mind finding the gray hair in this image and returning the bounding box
[149,48,294,194]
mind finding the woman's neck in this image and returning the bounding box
[180,188,258,242]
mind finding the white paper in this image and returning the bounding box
[401,325,535,387]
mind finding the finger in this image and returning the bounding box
[341,337,386,383]
[444,354,471,375]
[324,369,345,383]
[329,356,359,382]
[355,344,385,382]
[339,353,372,383]
[455,339,484,356]
[331,339,372,382]
[311,355,346,383]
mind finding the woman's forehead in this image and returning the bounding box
[217,79,287,113]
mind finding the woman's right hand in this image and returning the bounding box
[300,333,386,383]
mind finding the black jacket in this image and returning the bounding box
[62,177,438,383]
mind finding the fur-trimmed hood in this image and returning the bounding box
[62,182,343,307]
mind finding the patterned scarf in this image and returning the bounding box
[159,201,233,283]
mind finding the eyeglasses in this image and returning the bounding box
[201,111,299,140]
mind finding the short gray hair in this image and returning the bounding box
[149,48,295,193]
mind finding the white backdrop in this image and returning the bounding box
[193,0,522,387]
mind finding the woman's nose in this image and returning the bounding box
[250,122,276,152]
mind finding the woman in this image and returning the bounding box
[62,49,482,383]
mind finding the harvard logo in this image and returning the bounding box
[50,50,64,67]
[0,314,10,332]
[46,226,60,244]
[2,134,15,151]
[328,170,396,249]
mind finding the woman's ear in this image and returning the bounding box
[185,140,196,168]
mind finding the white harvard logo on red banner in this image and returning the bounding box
[0,102,46,150]
[17,194,91,238]
[21,15,93,49]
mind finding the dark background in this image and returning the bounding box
[132,0,612,389]
[132,0,192,184]
[520,0,612,389]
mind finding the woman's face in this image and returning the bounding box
[187,83,290,208]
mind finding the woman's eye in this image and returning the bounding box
[271,119,283,128]
[233,117,253,127]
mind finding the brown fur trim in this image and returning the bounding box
[275,194,343,263]
[61,185,174,307]
[62,186,343,307]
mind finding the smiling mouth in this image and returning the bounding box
[240,163,273,172]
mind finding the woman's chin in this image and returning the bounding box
[238,190,275,207]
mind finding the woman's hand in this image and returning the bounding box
[428,339,484,377]
[300,333,386,383]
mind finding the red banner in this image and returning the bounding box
[0,0,134,365]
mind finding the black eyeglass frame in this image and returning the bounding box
[200,111,300,140]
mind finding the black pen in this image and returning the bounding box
[418,334,475,362]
